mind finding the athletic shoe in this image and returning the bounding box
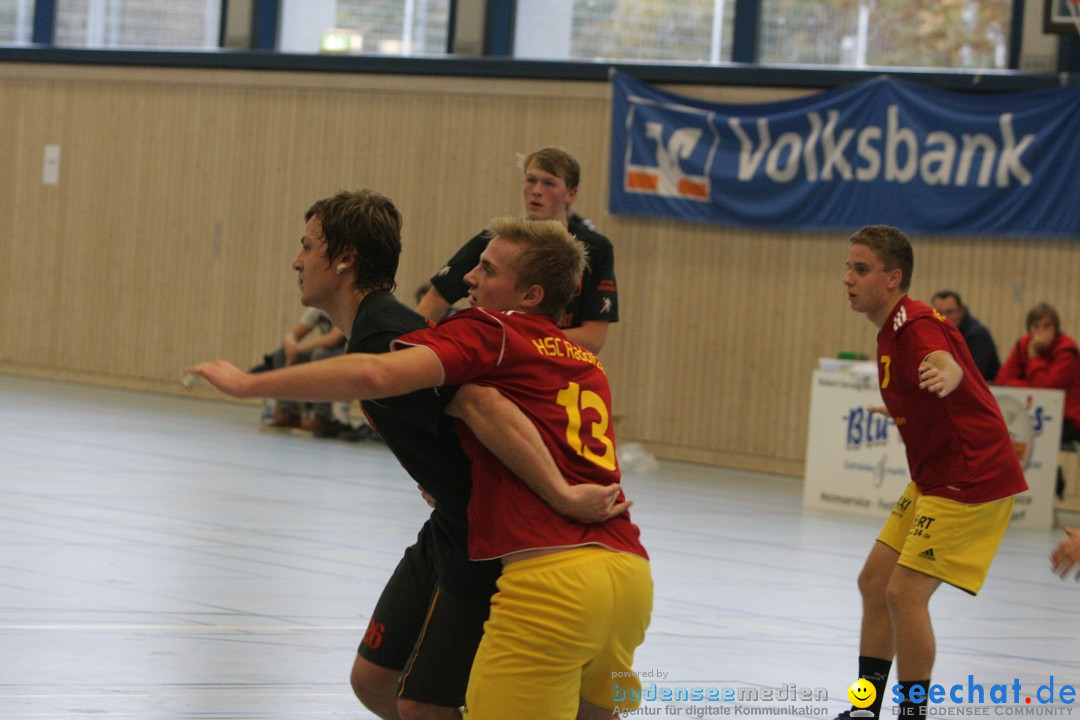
[265,409,301,429]
[301,416,332,435]
[336,422,375,442]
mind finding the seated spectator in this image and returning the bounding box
[256,307,348,436]
[996,302,1080,497]
[930,290,1001,382]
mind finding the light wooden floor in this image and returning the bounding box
[1,374,1077,719]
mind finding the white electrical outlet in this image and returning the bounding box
[43,144,61,185]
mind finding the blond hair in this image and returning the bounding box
[486,217,586,318]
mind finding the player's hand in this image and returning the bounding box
[418,485,437,509]
[555,483,632,523]
[1051,526,1080,582]
[867,405,890,416]
[918,361,955,398]
[183,360,254,398]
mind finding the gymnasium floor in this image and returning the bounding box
[1,374,1077,719]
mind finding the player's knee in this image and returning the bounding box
[857,563,886,601]
[348,663,370,703]
[349,658,389,706]
[397,698,462,720]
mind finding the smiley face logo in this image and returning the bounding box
[848,678,876,709]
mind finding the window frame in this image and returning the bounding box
[0,0,1069,90]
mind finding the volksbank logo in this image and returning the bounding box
[624,103,1035,195]
[623,103,717,203]
[728,106,1032,188]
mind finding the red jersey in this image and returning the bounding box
[877,297,1027,503]
[395,308,648,562]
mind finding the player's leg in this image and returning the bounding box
[835,484,918,719]
[464,549,613,720]
[885,565,941,681]
[887,493,1015,717]
[352,532,439,720]
[885,505,944,719]
[858,540,900,659]
[352,658,405,720]
[576,699,618,720]
[578,551,653,720]
[397,701,459,720]
[395,585,491,720]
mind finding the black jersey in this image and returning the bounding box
[429,217,619,328]
[348,290,500,598]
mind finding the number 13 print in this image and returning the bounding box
[556,382,616,471]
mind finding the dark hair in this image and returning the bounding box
[520,147,581,190]
[305,189,402,294]
[1026,302,1061,334]
[849,225,914,291]
[931,289,964,307]
[486,217,586,318]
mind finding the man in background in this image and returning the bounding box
[416,147,617,353]
[930,290,1000,382]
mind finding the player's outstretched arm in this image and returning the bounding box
[563,321,609,354]
[447,384,630,523]
[184,346,443,402]
[918,350,963,398]
[1051,526,1080,582]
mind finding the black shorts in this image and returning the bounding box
[358,529,492,707]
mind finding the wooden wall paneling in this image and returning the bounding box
[0,79,12,366]
[8,79,70,373]
[2,64,1077,478]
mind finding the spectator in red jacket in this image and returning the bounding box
[996,302,1080,441]
[996,302,1080,497]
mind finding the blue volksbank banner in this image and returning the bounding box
[609,71,1080,237]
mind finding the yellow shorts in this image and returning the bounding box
[877,481,1015,595]
[463,546,653,720]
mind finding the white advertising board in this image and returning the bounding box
[803,365,1063,529]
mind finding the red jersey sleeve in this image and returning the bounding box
[394,308,508,386]
[896,315,953,375]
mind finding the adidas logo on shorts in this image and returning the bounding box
[918,548,936,561]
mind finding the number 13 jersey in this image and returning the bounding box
[394,307,648,562]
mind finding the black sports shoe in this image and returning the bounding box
[337,422,374,442]
[311,419,348,439]
[312,420,374,442]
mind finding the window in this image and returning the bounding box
[569,0,735,63]
[521,0,1009,68]
[759,0,1010,69]
[336,0,449,54]
[55,0,221,49]
[279,0,449,55]
[0,0,34,44]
